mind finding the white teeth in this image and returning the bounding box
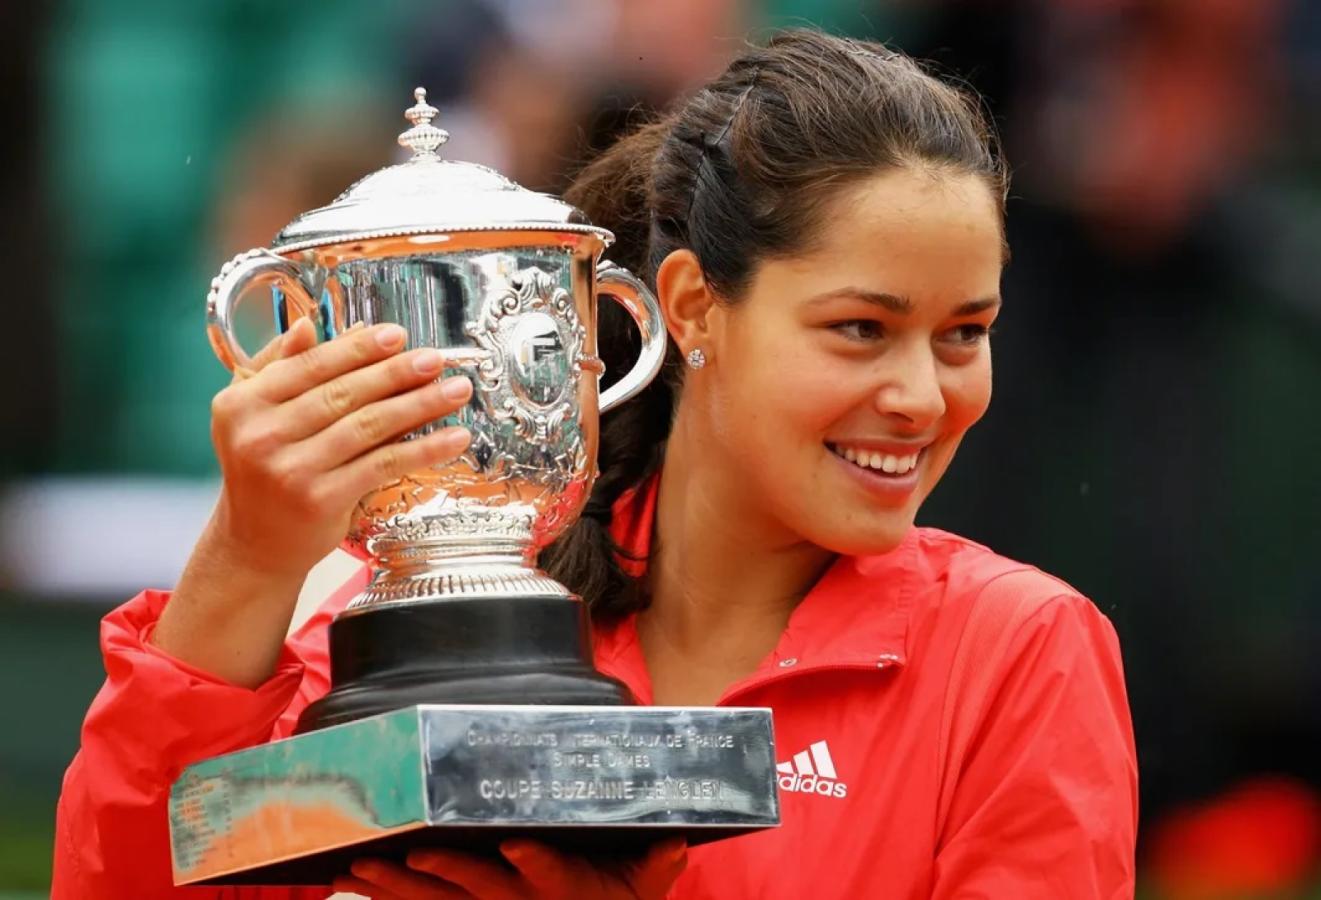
[831,444,921,475]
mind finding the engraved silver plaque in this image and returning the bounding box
[170,705,778,885]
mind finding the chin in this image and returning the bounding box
[811,509,916,558]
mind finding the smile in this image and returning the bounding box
[827,443,922,475]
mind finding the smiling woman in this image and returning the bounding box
[536,28,1136,897]
[53,28,1136,900]
[545,32,1013,615]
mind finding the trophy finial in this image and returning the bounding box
[398,86,449,159]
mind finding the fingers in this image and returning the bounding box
[278,346,469,444]
[255,322,411,403]
[498,840,577,888]
[331,874,407,899]
[627,838,688,899]
[294,375,473,470]
[315,424,472,506]
[498,839,687,900]
[407,849,522,900]
[500,841,615,900]
[273,316,322,363]
[340,858,472,899]
[232,316,320,382]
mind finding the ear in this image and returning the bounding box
[655,249,717,359]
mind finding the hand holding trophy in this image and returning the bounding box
[167,89,779,886]
[209,319,473,589]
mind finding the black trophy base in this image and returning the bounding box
[296,593,629,733]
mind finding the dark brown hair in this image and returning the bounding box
[541,29,1009,619]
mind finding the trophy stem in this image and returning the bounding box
[346,540,571,613]
[296,590,631,733]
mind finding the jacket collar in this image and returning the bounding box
[595,472,916,701]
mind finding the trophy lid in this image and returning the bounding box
[270,88,611,253]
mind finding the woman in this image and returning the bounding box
[53,30,1137,899]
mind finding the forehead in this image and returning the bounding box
[764,168,1004,305]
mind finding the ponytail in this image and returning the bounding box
[541,118,684,620]
[565,118,670,276]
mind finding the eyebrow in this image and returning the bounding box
[805,287,1002,316]
[805,288,913,313]
[953,297,1002,315]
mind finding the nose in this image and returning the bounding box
[872,344,946,428]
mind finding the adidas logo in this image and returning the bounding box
[776,740,848,799]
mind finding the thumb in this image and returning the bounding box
[500,840,579,889]
[627,838,687,899]
[234,316,319,380]
[279,315,324,357]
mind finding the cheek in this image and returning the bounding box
[943,355,993,430]
[711,325,843,446]
[898,357,990,517]
[922,355,992,489]
[725,355,860,460]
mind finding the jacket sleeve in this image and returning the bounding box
[931,592,1139,899]
[51,572,365,900]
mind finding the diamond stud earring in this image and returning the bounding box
[686,347,707,370]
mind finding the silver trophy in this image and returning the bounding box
[169,90,778,886]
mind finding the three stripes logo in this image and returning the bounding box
[776,740,848,799]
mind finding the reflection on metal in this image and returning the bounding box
[169,704,779,885]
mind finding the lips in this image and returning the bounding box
[824,440,930,504]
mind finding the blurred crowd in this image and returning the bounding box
[1,0,1319,896]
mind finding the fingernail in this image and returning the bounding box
[407,849,448,868]
[441,375,472,401]
[438,427,472,453]
[376,324,406,348]
[501,841,525,858]
[413,349,444,375]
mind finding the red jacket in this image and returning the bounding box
[54,476,1138,898]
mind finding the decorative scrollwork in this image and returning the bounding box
[465,267,587,435]
[384,507,535,543]
[498,397,575,450]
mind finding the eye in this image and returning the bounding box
[943,323,993,344]
[829,320,885,342]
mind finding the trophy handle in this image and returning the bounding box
[596,261,667,414]
[206,248,320,372]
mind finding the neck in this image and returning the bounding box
[638,407,834,675]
